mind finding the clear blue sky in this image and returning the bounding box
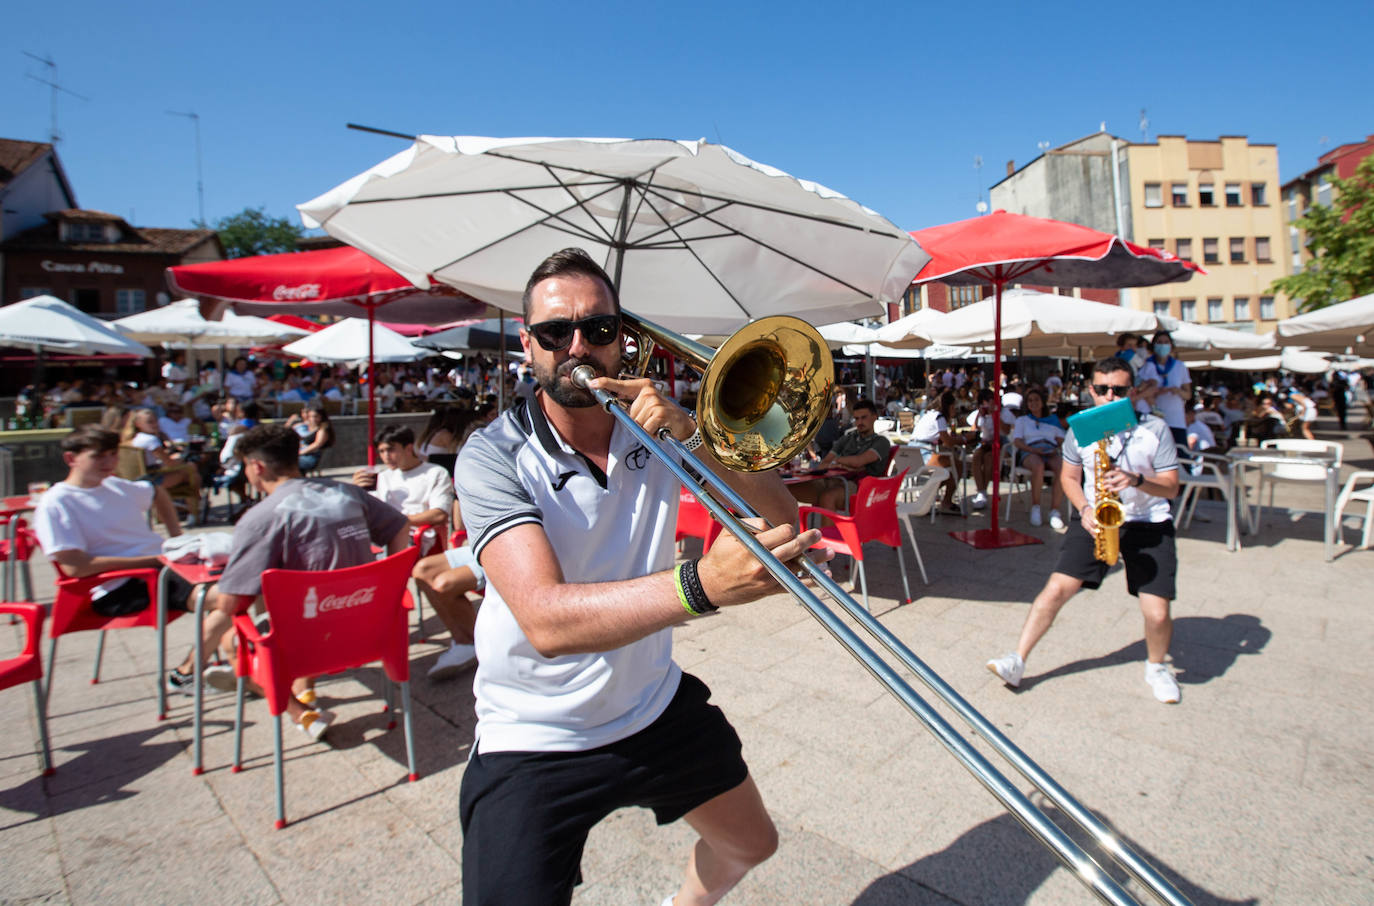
[6,0,1372,236]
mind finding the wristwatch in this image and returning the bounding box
[1132,472,1145,487]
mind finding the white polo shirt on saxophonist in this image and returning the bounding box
[455,383,684,754]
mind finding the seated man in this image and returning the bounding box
[353,425,480,679]
[168,424,410,737]
[33,425,203,619]
[789,398,891,513]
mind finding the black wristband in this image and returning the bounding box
[1133,472,1145,487]
[679,559,718,615]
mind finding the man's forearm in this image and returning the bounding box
[407,508,448,526]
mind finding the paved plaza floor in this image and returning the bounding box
[3,426,1373,904]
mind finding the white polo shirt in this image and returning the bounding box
[455,384,682,754]
[1063,414,1178,524]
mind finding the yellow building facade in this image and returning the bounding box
[1125,136,1290,331]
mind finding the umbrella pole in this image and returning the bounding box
[990,280,1004,537]
[367,306,377,467]
[497,311,505,412]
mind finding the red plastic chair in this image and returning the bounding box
[0,602,55,775]
[798,471,912,611]
[46,558,187,720]
[1,515,38,602]
[676,487,724,554]
[229,546,420,829]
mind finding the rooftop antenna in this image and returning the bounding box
[166,110,205,226]
[23,52,88,145]
[1139,109,1149,142]
[974,155,987,214]
[1037,140,1051,153]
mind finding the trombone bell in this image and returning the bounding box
[621,311,834,473]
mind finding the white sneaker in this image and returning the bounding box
[971,492,988,510]
[428,641,478,680]
[1049,509,1066,531]
[986,653,1024,687]
[1029,505,1043,527]
[1145,662,1180,704]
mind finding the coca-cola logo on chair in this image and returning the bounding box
[302,585,377,618]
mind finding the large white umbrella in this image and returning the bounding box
[1202,348,1333,374]
[914,288,1158,355]
[1274,291,1374,353]
[299,135,929,335]
[281,318,427,365]
[0,295,153,356]
[1155,315,1276,359]
[875,307,949,349]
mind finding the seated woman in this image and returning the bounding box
[909,391,963,515]
[294,403,334,473]
[416,405,479,459]
[1010,387,1066,530]
[122,407,202,508]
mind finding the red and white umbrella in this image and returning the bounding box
[167,246,497,463]
[909,210,1202,549]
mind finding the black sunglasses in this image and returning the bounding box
[1092,383,1132,397]
[527,315,621,351]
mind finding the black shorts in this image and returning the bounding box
[91,571,196,618]
[1054,519,1177,599]
[459,672,747,906]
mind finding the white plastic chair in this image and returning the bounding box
[895,465,950,584]
[1252,439,1342,528]
[888,446,927,502]
[1173,444,1235,535]
[1001,443,1034,520]
[1335,470,1374,550]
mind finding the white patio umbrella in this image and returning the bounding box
[414,317,522,353]
[281,318,428,365]
[0,295,153,356]
[917,288,1159,354]
[848,342,975,359]
[817,321,880,349]
[1154,315,1277,360]
[299,135,929,335]
[1274,291,1374,353]
[1203,348,1333,374]
[875,307,949,349]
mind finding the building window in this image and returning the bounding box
[1251,182,1267,206]
[1315,174,1332,207]
[115,289,146,315]
[19,287,53,299]
[1290,227,1301,268]
[1225,183,1243,207]
[949,285,981,309]
[1175,238,1192,261]
[1207,298,1224,322]
[1234,297,1250,320]
[1286,189,1298,221]
[1198,184,1215,206]
[1171,183,1189,206]
[1143,183,1163,207]
[64,222,106,242]
[1153,300,1170,317]
[1229,238,1246,263]
[1179,299,1196,321]
[1255,236,1272,262]
[1148,238,1166,251]
[1203,238,1219,264]
[1259,296,1276,320]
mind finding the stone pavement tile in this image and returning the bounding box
[0,817,67,905]
[414,881,463,905]
[688,657,798,723]
[1271,847,1374,905]
[572,848,682,906]
[745,826,946,906]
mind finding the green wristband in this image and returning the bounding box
[675,562,695,616]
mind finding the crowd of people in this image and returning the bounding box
[15,266,1374,904]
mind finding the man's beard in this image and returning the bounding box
[535,357,605,408]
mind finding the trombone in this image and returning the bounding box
[571,311,1192,906]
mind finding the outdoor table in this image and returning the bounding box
[1,494,37,601]
[1226,449,1340,561]
[159,557,218,773]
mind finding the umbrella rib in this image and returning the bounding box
[624,187,752,313]
[636,182,908,239]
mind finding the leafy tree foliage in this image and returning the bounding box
[1270,155,1374,312]
[214,207,304,259]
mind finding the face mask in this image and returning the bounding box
[1153,343,1171,358]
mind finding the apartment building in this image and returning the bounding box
[990,133,1290,331]
[1281,133,1374,276]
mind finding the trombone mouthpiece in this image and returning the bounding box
[570,365,597,389]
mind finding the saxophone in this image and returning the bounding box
[1092,441,1125,566]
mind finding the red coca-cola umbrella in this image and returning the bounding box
[909,210,1202,549]
[168,246,498,463]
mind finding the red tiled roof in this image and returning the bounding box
[0,213,219,256]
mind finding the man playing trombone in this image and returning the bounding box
[454,248,823,906]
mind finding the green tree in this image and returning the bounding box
[214,207,304,258]
[1270,154,1374,311]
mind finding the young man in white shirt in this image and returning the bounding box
[353,425,479,679]
[987,358,1183,704]
[32,426,207,661]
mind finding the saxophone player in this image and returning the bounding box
[986,357,1183,704]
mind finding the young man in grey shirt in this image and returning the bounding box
[167,424,408,738]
